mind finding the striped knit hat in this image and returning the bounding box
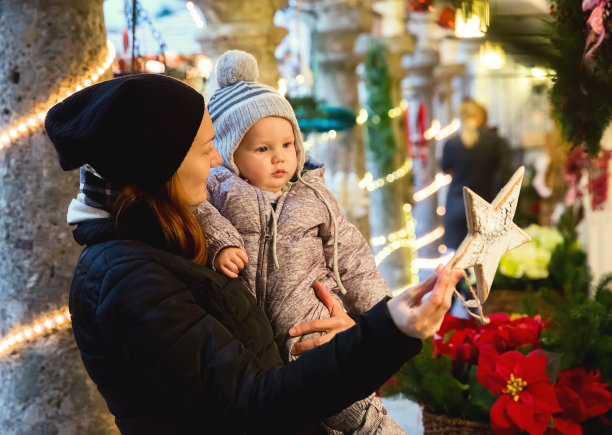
[208,50,305,176]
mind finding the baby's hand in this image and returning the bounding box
[214,247,248,278]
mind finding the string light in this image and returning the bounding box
[412,253,454,270]
[413,173,452,202]
[0,40,116,151]
[359,159,412,192]
[412,226,445,250]
[371,204,416,247]
[436,206,446,216]
[435,118,461,141]
[186,2,205,28]
[375,220,443,266]
[424,120,441,140]
[0,308,71,357]
[356,109,369,125]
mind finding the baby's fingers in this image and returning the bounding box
[235,249,249,264]
[219,264,239,279]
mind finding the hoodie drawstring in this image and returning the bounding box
[297,173,347,295]
[270,211,280,270]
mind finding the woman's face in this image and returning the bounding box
[176,109,221,205]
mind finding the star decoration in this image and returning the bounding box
[449,166,532,304]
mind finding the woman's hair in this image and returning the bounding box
[459,98,487,126]
[114,175,207,265]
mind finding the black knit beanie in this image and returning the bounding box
[45,74,205,192]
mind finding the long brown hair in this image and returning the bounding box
[114,175,207,265]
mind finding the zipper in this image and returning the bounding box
[256,212,274,309]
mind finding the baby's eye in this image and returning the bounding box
[283,142,293,148]
[255,146,267,153]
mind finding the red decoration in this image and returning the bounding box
[433,314,548,368]
[549,367,612,433]
[417,102,427,162]
[123,28,130,54]
[404,106,412,158]
[564,147,611,210]
[437,7,456,29]
[477,348,561,435]
[407,0,433,13]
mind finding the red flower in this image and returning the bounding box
[478,346,560,435]
[546,367,612,434]
[433,314,478,365]
[476,314,547,354]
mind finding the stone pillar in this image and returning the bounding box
[194,0,287,94]
[310,0,371,236]
[0,0,117,433]
[402,12,441,279]
[356,32,416,290]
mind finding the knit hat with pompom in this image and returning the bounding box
[207,50,305,176]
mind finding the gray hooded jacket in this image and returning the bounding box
[196,160,391,362]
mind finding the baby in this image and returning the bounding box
[195,50,404,435]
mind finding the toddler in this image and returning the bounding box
[195,51,404,435]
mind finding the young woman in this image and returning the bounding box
[45,73,461,434]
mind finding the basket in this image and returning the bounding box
[422,409,493,435]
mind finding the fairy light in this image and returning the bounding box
[0,40,116,151]
[186,2,205,28]
[0,308,71,357]
[435,118,461,141]
[436,206,446,216]
[359,159,412,192]
[356,109,369,125]
[388,107,403,118]
[423,120,441,140]
[374,204,418,267]
[328,130,337,139]
[374,207,443,269]
[412,226,445,250]
[438,244,448,254]
[413,173,452,202]
[412,253,454,270]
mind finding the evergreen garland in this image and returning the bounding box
[549,0,612,155]
[363,40,397,171]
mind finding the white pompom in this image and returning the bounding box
[216,50,259,88]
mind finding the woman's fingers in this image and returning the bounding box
[290,334,332,356]
[312,281,341,316]
[421,267,461,317]
[289,318,329,337]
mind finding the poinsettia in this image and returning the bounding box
[477,346,561,435]
[476,314,547,353]
[433,315,479,365]
[546,367,612,434]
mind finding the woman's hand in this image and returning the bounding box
[214,247,248,278]
[288,282,355,356]
[387,266,463,339]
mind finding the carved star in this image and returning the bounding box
[449,166,532,304]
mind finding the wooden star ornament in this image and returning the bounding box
[449,166,531,305]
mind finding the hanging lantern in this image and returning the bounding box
[479,42,505,69]
[437,7,456,29]
[455,0,489,38]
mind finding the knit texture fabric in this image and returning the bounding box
[45,73,204,192]
[207,50,305,176]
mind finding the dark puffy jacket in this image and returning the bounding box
[69,218,421,434]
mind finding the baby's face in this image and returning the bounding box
[234,117,298,192]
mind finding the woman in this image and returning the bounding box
[45,74,461,434]
[441,99,505,250]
